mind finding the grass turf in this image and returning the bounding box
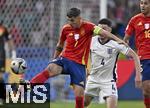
[50,100,144,108]
[2,100,144,108]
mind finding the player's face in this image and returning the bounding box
[99,24,112,33]
[98,24,112,41]
[67,16,81,28]
[140,0,150,15]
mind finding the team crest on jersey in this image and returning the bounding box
[144,23,150,29]
[74,34,79,40]
[107,48,113,54]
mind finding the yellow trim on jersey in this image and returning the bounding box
[74,41,78,47]
[82,50,86,65]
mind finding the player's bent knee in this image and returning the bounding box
[143,80,150,96]
[143,89,150,97]
[46,63,63,76]
[73,85,84,96]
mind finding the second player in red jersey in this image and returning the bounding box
[124,0,150,108]
[125,13,150,60]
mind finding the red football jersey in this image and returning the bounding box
[60,21,95,65]
[125,13,150,60]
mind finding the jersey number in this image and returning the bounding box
[101,58,105,65]
[145,30,150,38]
[112,84,116,91]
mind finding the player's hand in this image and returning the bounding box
[135,75,142,89]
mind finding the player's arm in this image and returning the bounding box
[53,39,65,59]
[126,49,142,88]
[93,26,127,46]
[123,34,130,44]
[53,26,66,59]
[123,18,134,44]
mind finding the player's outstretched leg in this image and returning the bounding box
[30,69,49,83]
[30,63,62,83]
[20,63,63,85]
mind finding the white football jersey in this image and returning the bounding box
[88,36,130,83]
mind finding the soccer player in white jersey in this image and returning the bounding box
[84,19,142,108]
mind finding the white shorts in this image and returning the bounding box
[85,80,118,100]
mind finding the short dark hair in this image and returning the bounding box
[67,8,81,18]
[98,18,112,27]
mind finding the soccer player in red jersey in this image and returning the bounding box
[124,0,150,107]
[26,8,125,108]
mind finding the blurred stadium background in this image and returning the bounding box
[0,0,144,107]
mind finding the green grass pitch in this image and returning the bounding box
[3,100,144,108]
[50,100,144,108]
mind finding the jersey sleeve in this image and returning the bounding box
[59,26,67,42]
[125,18,135,36]
[85,21,95,35]
[90,23,96,31]
[116,43,130,55]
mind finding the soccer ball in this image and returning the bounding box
[10,58,27,74]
